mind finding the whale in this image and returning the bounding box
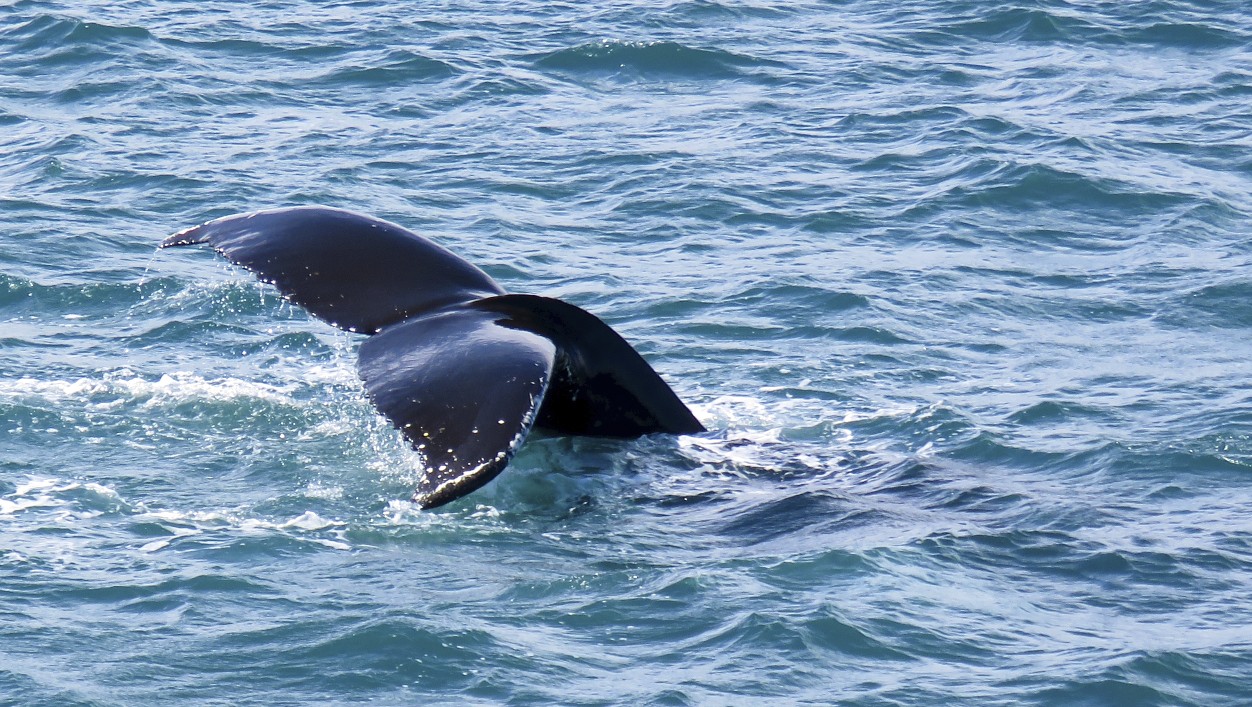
[162,206,704,508]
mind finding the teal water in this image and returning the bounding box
[3,1,1252,704]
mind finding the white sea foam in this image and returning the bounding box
[0,369,298,409]
[0,477,353,552]
[136,507,352,551]
[383,499,424,524]
[0,478,126,517]
[689,394,782,430]
[280,510,342,532]
[674,394,936,481]
[303,481,345,500]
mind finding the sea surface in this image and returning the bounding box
[2,0,1251,704]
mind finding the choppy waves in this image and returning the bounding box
[3,0,1252,704]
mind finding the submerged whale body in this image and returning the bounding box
[162,206,704,508]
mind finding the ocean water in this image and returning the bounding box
[2,0,1251,703]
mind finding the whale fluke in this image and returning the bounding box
[163,206,704,508]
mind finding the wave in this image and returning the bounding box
[1006,399,1114,425]
[937,7,1094,43]
[4,14,155,52]
[0,273,178,312]
[963,162,1190,212]
[915,5,1249,49]
[309,50,458,86]
[1158,279,1252,329]
[1126,21,1247,49]
[534,40,781,80]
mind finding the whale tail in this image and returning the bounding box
[163,206,703,508]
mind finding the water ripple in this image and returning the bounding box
[3,0,1252,703]
[534,40,783,80]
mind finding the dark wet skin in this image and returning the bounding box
[163,206,703,508]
